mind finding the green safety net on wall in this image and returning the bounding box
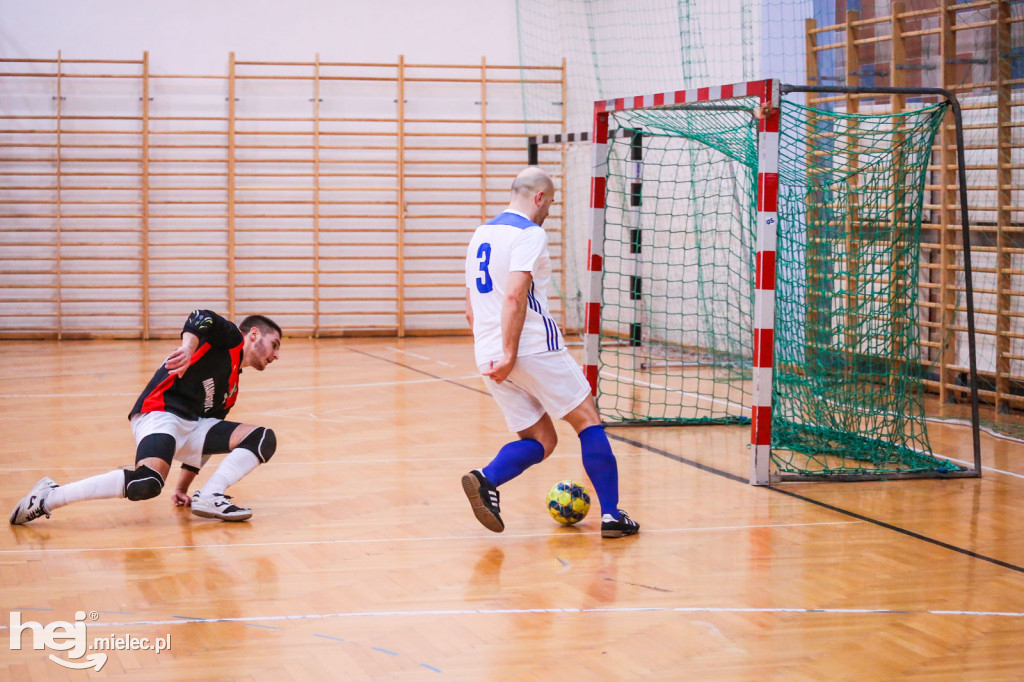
[598,97,960,476]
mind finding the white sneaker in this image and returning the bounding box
[10,477,59,525]
[190,491,252,522]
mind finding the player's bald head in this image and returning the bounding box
[511,166,554,197]
[507,166,556,225]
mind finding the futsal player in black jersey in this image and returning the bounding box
[10,310,282,525]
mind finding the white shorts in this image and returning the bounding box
[480,349,592,432]
[129,412,223,469]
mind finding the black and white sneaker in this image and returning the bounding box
[9,477,59,525]
[601,510,640,538]
[461,470,504,533]
[191,491,252,522]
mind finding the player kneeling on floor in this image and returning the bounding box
[9,309,282,525]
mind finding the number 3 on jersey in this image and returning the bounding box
[475,242,493,293]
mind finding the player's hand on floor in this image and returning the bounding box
[171,491,191,507]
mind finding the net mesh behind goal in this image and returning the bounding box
[598,96,958,476]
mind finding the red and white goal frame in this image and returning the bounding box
[583,79,782,485]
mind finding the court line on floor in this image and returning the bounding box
[385,346,455,368]
[929,416,1024,444]
[769,486,1024,575]
[2,604,1022,633]
[347,347,490,395]
[942,457,1024,480]
[0,520,859,555]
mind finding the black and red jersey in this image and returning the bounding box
[130,310,245,421]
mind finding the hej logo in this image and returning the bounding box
[9,610,107,671]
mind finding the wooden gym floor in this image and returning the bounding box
[2,336,1024,680]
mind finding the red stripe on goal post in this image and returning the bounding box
[758,173,779,212]
[755,250,776,290]
[751,406,773,445]
[745,79,767,98]
[591,176,606,209]
[586,302,601,335]
[593,112,609,144]
[753,328,774,369]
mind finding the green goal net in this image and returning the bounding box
[597,95,962,477]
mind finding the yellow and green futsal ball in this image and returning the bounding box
[546,480,591,525]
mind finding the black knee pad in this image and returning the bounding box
[202,420,241,456]
[124,464,164,501]
[238,426,276,463]
[135,433,176,465]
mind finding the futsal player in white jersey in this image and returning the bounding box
[461,166,639,538]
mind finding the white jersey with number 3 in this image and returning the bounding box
[465,210,563,366]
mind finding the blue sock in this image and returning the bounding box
[482,439,545,487]
[579,425,620,519]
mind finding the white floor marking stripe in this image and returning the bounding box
[386,347,455,367]
[254,375,481,393]
[941,456,1024,480]
[926,416,1024,445]
[2,603,1021,632]
[0,521,859,555]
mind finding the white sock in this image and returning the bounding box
[46,470,125,510]
[201,448,259,496]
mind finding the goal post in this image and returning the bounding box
[581,79,982,485]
